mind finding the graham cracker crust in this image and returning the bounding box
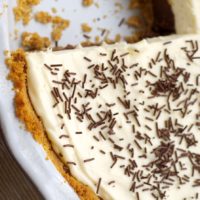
[6,49,99,200]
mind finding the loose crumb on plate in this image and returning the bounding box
[126,15,143,28]
[82,0,93,7]
[81,23,92,33]
[124,31,141,43]
[35,11,52,24]
[52,16,70,41]
[51,7,57,14]
[34,12,70,41]
[13,0,40,25]
[21,32,51,50]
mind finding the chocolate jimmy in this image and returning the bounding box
[63,144,74,148]
[196,74,200,86]
[134,140,142,150]
[136,192,140,200]
[59,134,69,139]
[118,18,125,27]
[75,131,82,134]
[52,80,64,85]
[83,56,92,62]
[51,71,58,75]
[101,28,106,36]
[130,182,136,192]
[108,180,115,185]
[53,87,63,102]
[163,41,172,45]
[44,63,52,71]
[155,51,161,62]
[99,150,106,154]
[60,123,65,129]
[71,104,80,112]
[57,114,63,119]
[96,178,102,194]
[99,52,107,56]
[51,64,62,67]
[67,161,76,165]
[51,90,59,104]
[83,34,90,39]
[93,136,99,142]
[114,144,123,151]
[111,49,117,61]
[82,74,87,88]
[83,158,95,163]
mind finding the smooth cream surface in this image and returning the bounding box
[26,34,200,200]
[169,0,200,34]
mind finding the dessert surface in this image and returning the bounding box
[3,0,200,200]
[26,34,200,200]
[169,0,200,34]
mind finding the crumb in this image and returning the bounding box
[82,0,93,7]
[34,12,70,41]
[124,32,141,43]
[51,28,62,41]
[35,11,52,24]
[95,36,100,43]
[52,16,70,40]
[105,38,115,45]
[104,34,121,44]
[81,23,92,33]
[81,40,100,47]
[13,0,40,25]
[21,32,51,50]
[52,16,70,30]
[51,7,57,13]
[114,34,121,42]
[4,50,9,56]
[126,16,143,28]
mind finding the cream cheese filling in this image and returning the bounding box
[169,0,200,34]
[26,34,200,200]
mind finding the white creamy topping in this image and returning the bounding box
[169,0,200,34]
[26,34,200,200]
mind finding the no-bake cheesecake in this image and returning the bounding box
[6,1,200,200]
[7,34,200,200]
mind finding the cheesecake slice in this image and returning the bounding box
[15,34,199,200]
[169,0,200,34]
[150,0,200,35]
